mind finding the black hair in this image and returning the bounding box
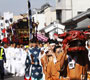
[54,39,59,45]
[1,42,8,46]
[30,38,37,43]
[53,46,61,53]
[10,41,14,44]
[49,39,55,44]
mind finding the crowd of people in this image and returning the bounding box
[0,37,90,80]
[0,41,27,79]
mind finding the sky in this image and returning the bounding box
[0,0,56,15]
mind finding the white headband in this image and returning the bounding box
[50,43,55,45]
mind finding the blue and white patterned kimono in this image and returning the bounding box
[30,47,43,80]
[25,51,31,79]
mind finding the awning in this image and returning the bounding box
[34,34,48,42]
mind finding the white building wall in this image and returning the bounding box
[4,12,13,28]
[62,10,72,22]
[72,0,90,17]
[56,0,72,9]
[65,0,72,9]
[56,0,66,9]
[13,15,23,22]
[56,0,90,22]
[44,7,56,26]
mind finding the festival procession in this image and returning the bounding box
[0,0,90,80]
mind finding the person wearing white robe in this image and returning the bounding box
[15,44,26,76]
[15,44,22,76]
[7,42,16,75]
[20,48,27,76]
[6,46,11,73]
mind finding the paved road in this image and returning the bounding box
[4,75,24,80]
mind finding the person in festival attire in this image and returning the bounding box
[40,39,56,80]
[30,40,43,80]
[38,42,46,80]
[15,43,22,76]
[45,44,69,80]
[59,30,89,80]
[46,54,60,80]
[6,42,16,75]
[20,44,27,76]
[24,46,31,80]
[41,47,49,80]
[0,40,6,80]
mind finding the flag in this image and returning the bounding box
[28,0,33,40]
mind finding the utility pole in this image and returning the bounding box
[27,0,33,42]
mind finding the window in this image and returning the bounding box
[58,0,61,2]
[78,11,83,14]
[56,10,62,23]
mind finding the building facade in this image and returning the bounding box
[32,3,57,31]
[40,21,65,39]
[32,13,45,31]
[56,0,90,23]
[44,7,56,26]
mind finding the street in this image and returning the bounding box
[4,75,24,80]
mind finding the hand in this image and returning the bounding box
[65,44,69,51]
[64,44,69,54]
[31,62,34,64]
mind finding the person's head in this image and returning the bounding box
[24,46,29,52]
[11,42,16,48]
[3,42,8,48]
[49,44,55,50]
[31,39,37,48]
[53,46,63,57]
[39,43,43,48]
[47,55,53,62]
[29,42,33,48]
[20,44,24,48]
[49,40,56,50]
[32,42,37,48]
[16,43,20,48]
[24,48,28,53]
[41,47,45,55]
[53,46,61,53]
[36,41,40,47]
